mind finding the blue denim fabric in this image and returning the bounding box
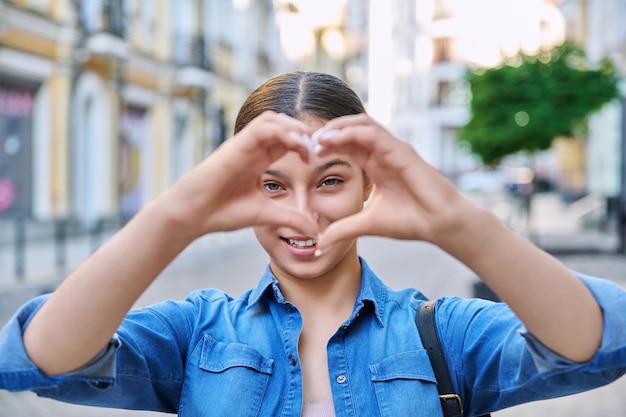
[1,257,626,417]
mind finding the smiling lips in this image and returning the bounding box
[281,236,319,257]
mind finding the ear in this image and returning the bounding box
[363,173,375,202]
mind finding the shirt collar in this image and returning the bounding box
[247,257,386,327]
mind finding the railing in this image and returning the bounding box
[172,35,212,70]
[76,0,127,38]
[103,0,126,37]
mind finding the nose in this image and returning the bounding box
[293,190,320,222]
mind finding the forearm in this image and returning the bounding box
[23,199,195,376]
[438,203,602,362]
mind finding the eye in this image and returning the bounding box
[319,177,343,188]
[263,181,284,192]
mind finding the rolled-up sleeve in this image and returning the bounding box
[438,272,626,416]
[0,294,120,391]
[578,273,626,359]
[0,293,194,412]
[520,273,626,374]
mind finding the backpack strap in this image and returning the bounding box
[417,301,492,417]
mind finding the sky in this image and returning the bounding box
[273,0,566,123]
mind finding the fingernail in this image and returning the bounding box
[306,135,317,153]
[314,234,324,256]
[313,144,323,155]
[320,129,340,140]
[288,131,303,143]
[289,131,311,146]
[311,128,326,142]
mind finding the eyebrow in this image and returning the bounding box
[313,159,352,174]
[264,159,352,178]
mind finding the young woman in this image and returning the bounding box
[1,71,625,417]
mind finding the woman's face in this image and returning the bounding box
[253,118,373,281]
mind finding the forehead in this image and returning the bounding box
[301,115,326,132]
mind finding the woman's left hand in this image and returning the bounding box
[313,113,472,251]
[315,114,603,364]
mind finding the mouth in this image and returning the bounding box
[281,237,318,248]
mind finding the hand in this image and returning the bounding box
[162,111,320,239]
[314,114,470,251]
[316,115,605,364]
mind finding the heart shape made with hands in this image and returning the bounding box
[285,127,362,253]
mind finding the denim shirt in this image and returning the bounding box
[1,258,626,417]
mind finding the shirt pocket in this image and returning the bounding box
[182,334,274,417]
[370,349,443,417]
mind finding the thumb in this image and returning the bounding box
[256,201,320,237]
[316,212,372,254]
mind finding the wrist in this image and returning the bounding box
[431,198,499,257]
[142,192,204,246]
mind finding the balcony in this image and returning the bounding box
[172,35,212,70]
[77,0,129,60]
[78,0,127,37]
[172,35,213,90]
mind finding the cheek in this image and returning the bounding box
[253,225,273,247]
[316,191,365,221]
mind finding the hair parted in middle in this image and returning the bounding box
[234,71,366,134]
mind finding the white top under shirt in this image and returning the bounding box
[301,398,335,417]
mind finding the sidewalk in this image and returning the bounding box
[0,192,623,319]
[528,192,622,254]
[0,225,257,323]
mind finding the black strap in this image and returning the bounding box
[417,300,491,417]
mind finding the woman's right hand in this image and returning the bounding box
[161,111,320,240]
[23,111,320,376]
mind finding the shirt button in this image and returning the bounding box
[288,355,297,366]
[336,375,347,384]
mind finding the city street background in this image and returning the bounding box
[1,0,626,415]
[1,192,626,417]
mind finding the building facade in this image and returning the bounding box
[0,0,288,241]
[389,0,474,175]
[559,0,625,199]
[558,0,626,248]
[360,0,570,180]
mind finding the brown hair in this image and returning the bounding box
[234,71,366,134]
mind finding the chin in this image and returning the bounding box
[272,245,356,281]
[271,257,328,280]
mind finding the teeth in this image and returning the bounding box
[287,238,317,248]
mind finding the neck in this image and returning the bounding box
[277,252,362,319]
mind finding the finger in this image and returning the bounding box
[230,125,310,167]
[312,129,372,168]
[266,112,312,144]
[255,201,320,237]
[314,125,389,162]
[254,120,312,163]
[321,113,374,131]
[316,211,373,252]
[257,110,310,132]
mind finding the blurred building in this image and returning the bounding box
[389,0,474,175]
[558,0,626,248]
[0,0,287,242]
[380,0,568,177]
[558,0,625,197]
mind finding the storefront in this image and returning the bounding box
[0,78,38,218]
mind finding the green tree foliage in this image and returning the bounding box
[458,41,621,166]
